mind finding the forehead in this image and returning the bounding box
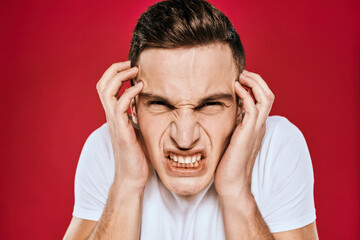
[136,43,238,100]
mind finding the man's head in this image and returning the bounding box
[129,0,246,195]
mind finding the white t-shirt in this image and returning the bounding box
[72,115,316,239]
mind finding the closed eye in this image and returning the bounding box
[195,101,224,110]
[205,102,224,106]
[148,100,166,105]
[147,100,175,110]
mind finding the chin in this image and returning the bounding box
[162,175,212,196]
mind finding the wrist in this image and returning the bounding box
[218,187,273,240]
[113,171,148,190]
[110,178,146,201]
[218,189,257,216]
[216,179,252,200]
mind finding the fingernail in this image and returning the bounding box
[235,81,241,87]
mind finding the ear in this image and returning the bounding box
[130,98,139,127]
[236,98,244,125]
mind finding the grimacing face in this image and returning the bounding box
[131,43,241,195]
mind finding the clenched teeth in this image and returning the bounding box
[168,153,203,168]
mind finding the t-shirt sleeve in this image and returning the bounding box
[258,116,316,233]
[72,123,114,221]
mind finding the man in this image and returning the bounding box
[64,0,318,239]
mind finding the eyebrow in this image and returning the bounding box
[138,92,234,108]
[200,93,234,103]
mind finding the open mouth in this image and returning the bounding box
[167,153,205,168]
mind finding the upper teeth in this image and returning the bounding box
[169,153,202,164]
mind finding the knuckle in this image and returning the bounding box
[254,73,261,79]
[101,87,109,96]
[269,93,275,102]
[99,88,110,100]
[96,82,101,93]
[265,91,275,101]
[264,101,272,109]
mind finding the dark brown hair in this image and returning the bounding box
[128,0,245,77]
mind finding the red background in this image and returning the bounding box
[1,0,359,239]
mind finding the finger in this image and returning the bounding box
[239,74,268,107]
[102,67,138,102]
[98,67,138,115]
[115,81,144,123]
[240,74,273,125]
[242,70,275,99]
[234,81,258,128]
[98,67,137,114]
[96,61,131,92]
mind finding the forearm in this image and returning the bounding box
[88,181,144,240]
[219,192,274,240]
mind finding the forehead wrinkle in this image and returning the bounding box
[136,44,238,85]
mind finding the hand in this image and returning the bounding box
[96,61,149,191]
[214,70,275,199]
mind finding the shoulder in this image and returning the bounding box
[263,115,308,154]
[73,123,114,220]
[256,115,313,183]
[84,122,111,148]
[76,122,114,183]
[265,115,304,141]
[255,115,313,186]
[81,123,113,158]
[253,116,316,232]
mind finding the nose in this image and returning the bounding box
[170,109,200,150]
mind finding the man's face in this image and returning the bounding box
[133,43,240,195]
